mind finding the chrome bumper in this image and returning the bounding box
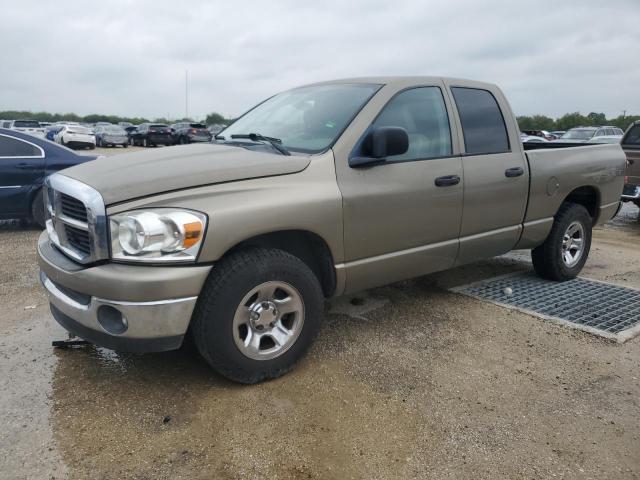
[41,271,198,352]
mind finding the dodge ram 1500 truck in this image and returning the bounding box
[37,77,626,383]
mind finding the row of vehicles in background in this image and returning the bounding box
[0,119,225,150]
[521,126,625,144]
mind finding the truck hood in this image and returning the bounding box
[60,143,312,205]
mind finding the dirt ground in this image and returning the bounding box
[1,149,639,479]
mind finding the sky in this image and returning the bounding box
[1,0,639,121]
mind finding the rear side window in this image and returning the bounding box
[0,135,42,157]
[623,125,640,147]
[451,87,509,155]
[372,87,452,161]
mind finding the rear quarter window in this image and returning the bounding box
[451,87,510,155]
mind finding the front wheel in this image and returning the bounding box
[191,248,324,384]
[532,202,592,281]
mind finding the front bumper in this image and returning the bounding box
[188,135,212,143]
[37,231,212,353]
[621,184,640,200]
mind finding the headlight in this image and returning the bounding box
[109,209,207,262]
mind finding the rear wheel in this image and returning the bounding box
[532,202,592,281]
[30,189,45,229]
[191,248,324,384]
[123,142,128,148]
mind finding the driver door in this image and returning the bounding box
[334,83,464,293]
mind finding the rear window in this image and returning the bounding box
[0,135,42,157]
[68,126,91,134]
[13,120,41,128]
[189,123,207,129]
[623,125,640,147]
[451,87,509,155]
[150,124,168,129]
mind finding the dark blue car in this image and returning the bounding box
[0,128,97,227]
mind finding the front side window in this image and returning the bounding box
[451,87,509,155]
[0,135,42,157]
[372,87,452,161]
[219,83,381,154]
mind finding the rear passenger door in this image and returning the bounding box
[0,133,45,217]
[445,83,529,265]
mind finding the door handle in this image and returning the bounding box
[16,163,37,170]
[434,175,461,187]
[505,167,524,178]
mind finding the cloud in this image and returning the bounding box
[1,0,638,120]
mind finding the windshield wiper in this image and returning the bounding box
[229,133,291,156]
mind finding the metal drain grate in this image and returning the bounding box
[451,272,640,342]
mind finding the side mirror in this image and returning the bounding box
[350,126,409,167]
[369,126,409,158]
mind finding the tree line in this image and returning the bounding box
[517,112,639,132]
[0,110,233,126]
[1,108,637,132]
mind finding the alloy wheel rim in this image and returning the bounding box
[232,281,305,360]
[561,221,585,268]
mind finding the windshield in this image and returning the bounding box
[218,83,381,153]
[561,129,596,140]
[14,120,41,128]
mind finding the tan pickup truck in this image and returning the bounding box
[621,120,640,207]
[37,77,626,383]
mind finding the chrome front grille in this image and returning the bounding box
[44,174,109,264]
[60,193,88,223]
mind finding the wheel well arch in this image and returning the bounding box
[562,186,600,222]
[225,230,337,298]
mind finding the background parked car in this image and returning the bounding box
[208,123,227,136]
[94,125,129,148]
[54,125,96,150]
[522,129,554,140]
[0,128,97,226]
[521,135,549,143]
[560,126,624,143]
[621,120,640,207]
[44,124,64,141]
[129,123,173,147]
[170,122,212,144]
[587,135,622,144]
[9,119,45,138]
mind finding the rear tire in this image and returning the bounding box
[531,202,592,281]
[30,189,45,229]
[191,248,324,384]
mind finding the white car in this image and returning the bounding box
[9,119,45,138]
[521,135,549,143]
[54,125,96,150]
[587,135,622,144]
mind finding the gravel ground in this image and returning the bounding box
[0,150,639,479]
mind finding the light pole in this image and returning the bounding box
[185,69,189,120]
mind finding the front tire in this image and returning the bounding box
[532,202,592,281]
[191,248,324,384]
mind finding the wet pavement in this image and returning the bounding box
[1,203,639,479]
